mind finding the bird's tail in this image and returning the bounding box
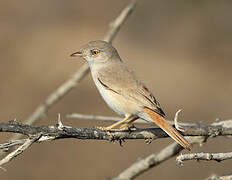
[143,107,191,150]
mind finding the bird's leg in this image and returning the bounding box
[97,115,132,131]
[120,117,139,129]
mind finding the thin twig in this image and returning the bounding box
[112,136,205,180]
[0,134,41,167]
[67,112,192,126]
[67,113,122,122]
[103,0,137,43]
[176,152,232,165]
[0,139,27,150]
[1,0,138,155]
[206,174,232,180]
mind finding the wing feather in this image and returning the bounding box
[97,62,165,116]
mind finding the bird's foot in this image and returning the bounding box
[96,126,113,137]
[120,122,136,129]
[120,124,136,133]
[145,138,154,144]
[119,123,131,129]
[96,126,111,131]
[144,137,155,144]
[143,133,155,144]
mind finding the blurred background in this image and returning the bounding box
[1,0,232,179]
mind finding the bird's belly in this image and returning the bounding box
[102,90,140,115]
[93,77,140,116]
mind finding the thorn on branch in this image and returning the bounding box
[174,109,185,132]
[119,139,125,147]
[57,113,64,130]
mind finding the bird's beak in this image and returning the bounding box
[70,51,86,57]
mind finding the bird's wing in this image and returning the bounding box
[97,63,165,117]
[136,83,166,117]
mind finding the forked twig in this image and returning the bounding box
[0,134,42,167]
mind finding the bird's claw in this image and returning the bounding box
[96,126,113,137]
[144,136,155,144]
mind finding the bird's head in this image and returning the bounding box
[71,40,120,65]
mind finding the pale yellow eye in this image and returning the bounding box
[91,49,99,56]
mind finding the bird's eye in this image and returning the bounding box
[91,49,99,56]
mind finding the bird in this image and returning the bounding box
[70,40,190,150]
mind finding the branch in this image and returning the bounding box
[68,113,232,137]
[0,120,186,143]
[67,113,232,134]
[0,116,231,167]
[0,134,41,168]
[206,174,232,180]
[0,139,27,150]
[1,0,138,154]
[67,113,122,122]
[103,0,137,43]
[1,117,232,144]
[112,137,205,180]
[176,152,232,165]
[0,117,231,172]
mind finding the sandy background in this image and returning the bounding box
[0,0,232,179]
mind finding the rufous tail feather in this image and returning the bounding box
[143,107,191,150]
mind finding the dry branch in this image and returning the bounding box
[0,139,27,150]
[1,118,232,144]
[67,113,122,122]
[112,137,206,180]
[0,134,41,167]
[68,114,232,138]
[0,120,184,143]
[67,113,232,135]
[112,143,183,180]
[0,116,231,168]
[206,174,232,180]
[176,152,232,165]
